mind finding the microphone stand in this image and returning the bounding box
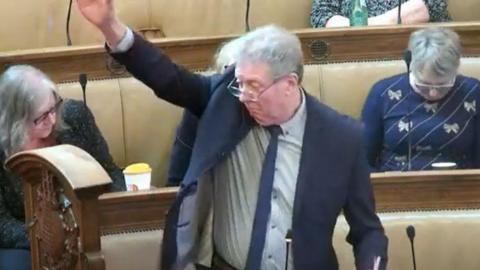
[285,229,292,270]
[406,225,417,270]
[404,50,412,171]
[407,113,412,171]
[66,0,73,46]
[79,73,88,107]
[410,239,417,270]
[245,0,251,32]
[397,0,402,24]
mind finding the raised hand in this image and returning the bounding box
[75,0,114,29]
[75,0,126,46]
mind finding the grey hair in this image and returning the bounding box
[236,24,304,83]
[408,27,461,78]
[213,36,245,73]
[0,65,61,157]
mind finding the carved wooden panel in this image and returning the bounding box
[5,145,111,270]
[33,169,79,270]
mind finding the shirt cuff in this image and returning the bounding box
[108,27,134,53]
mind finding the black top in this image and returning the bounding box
[0,99,125,249]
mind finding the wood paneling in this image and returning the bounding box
[372,169,480,212]
[101,170,480,230]
[94,169,480,232]
[98,187,178,234]
[2,22,480,82]
[7,145,480,270]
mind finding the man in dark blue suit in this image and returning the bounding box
[77,1,388,269]
[166,36,246,187]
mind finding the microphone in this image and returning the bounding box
[66,0,73,46]
[245,0,251,32]
[406,225,417,270]
[285,229,292,270]
[397,0,402,24]
[403,49,413,170]
[79,74,88,107]
[403,49,412,74]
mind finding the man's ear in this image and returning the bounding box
[285,73,299,95]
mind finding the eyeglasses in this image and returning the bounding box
[412,76,455,97]
[33,97,63,125]
[227,73,294,102]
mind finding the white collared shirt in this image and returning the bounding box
[213,91,307,270]
[108,27,134,53]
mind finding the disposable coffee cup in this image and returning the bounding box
[123,163,152,191]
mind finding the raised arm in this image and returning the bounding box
[75,0,125,47]
[75,0,213,117]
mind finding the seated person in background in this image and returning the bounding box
[361,27,480,171]
[0,65,125,269]
[311,0,450,28]
[167,37,245,186]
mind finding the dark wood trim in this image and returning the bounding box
[98,187,178,234]
[372,169,480,212]
[100,169,480,231]
[1,22,480,82]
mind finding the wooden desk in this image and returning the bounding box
[6,145,480,269]
[100,169,480,228]
[372,169,480,212]
[98,187,178,234]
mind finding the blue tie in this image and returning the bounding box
[245,126,282,270]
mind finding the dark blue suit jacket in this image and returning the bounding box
[166,110,198,186]
[111,33,388,270]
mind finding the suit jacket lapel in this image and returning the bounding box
[292,94,327,224]
[183,69,254,185]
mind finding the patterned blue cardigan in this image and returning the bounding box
[362,73,480,171]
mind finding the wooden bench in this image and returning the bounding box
[7,145,480,270]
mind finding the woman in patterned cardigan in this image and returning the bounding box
[311,0,450,28]
[0,65,125,269]
[361,27,480,171]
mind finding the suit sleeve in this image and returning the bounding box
[361,83,384,170]
[60,100,126,191]
[310,0,344,27]
[343,129,388,270]
[167,110,199,186]
[109,33,213,118]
